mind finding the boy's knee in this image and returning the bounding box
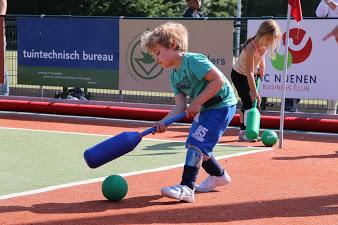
[185,145,208,167]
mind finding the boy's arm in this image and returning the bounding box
[166,93,187,119]
[187,68,225,117]
[153,93,187,133]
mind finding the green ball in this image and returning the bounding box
[102,175,128,202]
[261,130,278,147]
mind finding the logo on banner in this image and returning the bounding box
[272,28,312,71]
[125,33,163,81]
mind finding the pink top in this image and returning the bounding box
[233,40,266,76]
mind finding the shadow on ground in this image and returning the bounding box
[1,194,337,224]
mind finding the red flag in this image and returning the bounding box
[288,0,303,22]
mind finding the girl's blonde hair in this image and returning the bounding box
[141,22,189,53]
[242,19,282,57]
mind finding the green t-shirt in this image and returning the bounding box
[170,52,237,110]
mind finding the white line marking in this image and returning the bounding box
[0,110,179,126]
[0,148,271,200]
[0,126,269,149]
[0,126,189,141]
[0,126,113,137]
[2,125,336,141]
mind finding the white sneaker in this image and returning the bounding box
[239,131,261,142]
[195,171,231,193]
[161,184,195,203]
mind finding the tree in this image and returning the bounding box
[242,0,285,17]
[8,0,82,15]
[83,0,168,17]
[204,0,237,17]
[8,0,170,16]
[7,0,321,18]
[242,0,321,17]
[163,0,187,17]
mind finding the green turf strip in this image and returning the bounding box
[0,128,262,195]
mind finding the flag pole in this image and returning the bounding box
[279,4,291,149]
[235,0,241,57]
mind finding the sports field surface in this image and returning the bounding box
[0,112,337,225]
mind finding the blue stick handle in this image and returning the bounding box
[141,112,186,137]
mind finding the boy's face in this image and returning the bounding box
[151,44,178,68]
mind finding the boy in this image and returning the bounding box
[141,22,237,203]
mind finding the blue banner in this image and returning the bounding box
[17,17,119,88]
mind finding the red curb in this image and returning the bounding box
[0,99,337,133]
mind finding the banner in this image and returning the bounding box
[0,17,3,84]
[119,19,233,92]
[17,17,119,88]
[248,19,338,100]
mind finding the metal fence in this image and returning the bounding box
[3,15,337,114]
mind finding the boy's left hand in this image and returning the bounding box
[152,121,166,134]
[187,101,201,118]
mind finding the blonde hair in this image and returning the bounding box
[242,19,282,57]
[141,22,189,53]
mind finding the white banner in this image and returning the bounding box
[248,19,338,100]
[120,19,233,92]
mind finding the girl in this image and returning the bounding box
[231,19,282,142]
[141,22,237,203]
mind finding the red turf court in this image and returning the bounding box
[0,113,337,225]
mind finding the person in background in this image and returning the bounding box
[285,98,300,112]
[316,0,338,17]
[183,0,204,18]
[316,0,337,114]
[0,0,8,96]
[231,19,282,141]
[323,24,338,43]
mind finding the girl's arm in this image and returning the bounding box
[259,57,265,79]
[187,68,225,117]
[245,44,259,101]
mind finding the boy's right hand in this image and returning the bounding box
[186,101,202,118]
[152,121,166,134]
